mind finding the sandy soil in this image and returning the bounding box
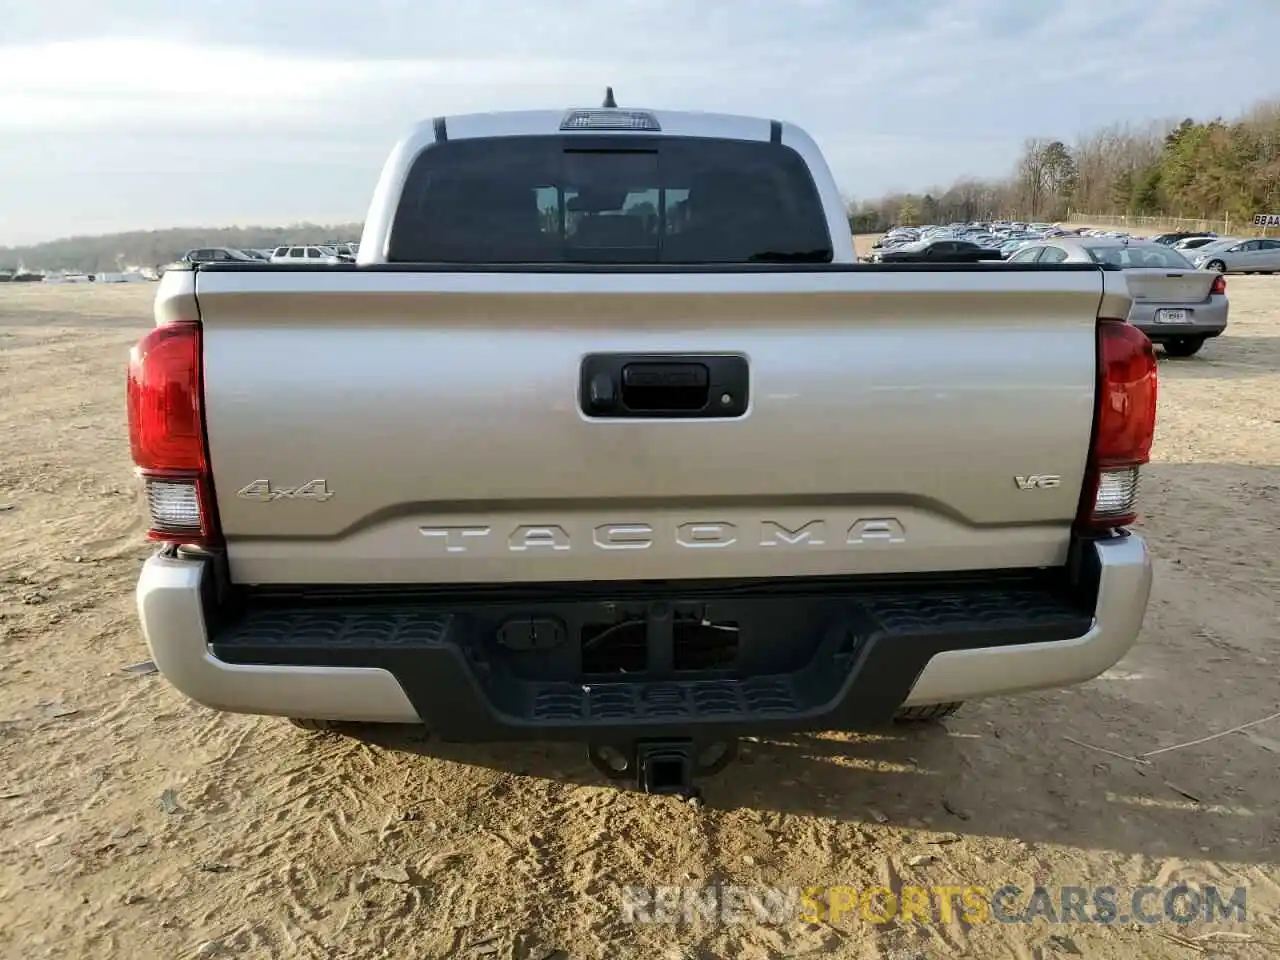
[0,278,1277,960]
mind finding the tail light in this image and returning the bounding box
[126,322,221,546]
[1076,320,1157,532]
[1210,274,1226,295]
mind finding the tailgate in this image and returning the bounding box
[191,267,1111,585]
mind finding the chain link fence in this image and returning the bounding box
[1064,212,1257,235]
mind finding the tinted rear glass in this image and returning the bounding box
[387,135,832,264]
[1084,245,1193,269]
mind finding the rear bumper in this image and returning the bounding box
[137,535,1152,737]
[1128,296,1228,340]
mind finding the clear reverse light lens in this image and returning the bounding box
[560,109,661,131]
[145,478,202,532]
[1094,467,1139,519]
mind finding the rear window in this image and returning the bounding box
[1084,245,1193,269]
[387,135,832,264]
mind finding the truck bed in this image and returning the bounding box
[168,260,1124,587]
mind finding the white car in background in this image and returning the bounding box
[268,245,348,265]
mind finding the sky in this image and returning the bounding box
[1,0,1277,246]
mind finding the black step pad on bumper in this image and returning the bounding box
[210,581,1092,740]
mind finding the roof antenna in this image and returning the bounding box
[602,86,617,108]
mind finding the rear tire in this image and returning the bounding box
[1162,337,1205,358]
[893,702,963,723]
[288,717,343,732]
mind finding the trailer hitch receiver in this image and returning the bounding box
[636,740,696,795]
[587,738,738,799]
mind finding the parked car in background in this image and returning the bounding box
[159,247,261,275]
[996,233,1043,258]
[179,248,261,265]
[873,238,1003,263]
[871,228,920,250]
[269,245,348,265]
[1189,237,1280,275]
[321,241,359,259]
[1008,237,1226,357]
[1171,236,1222,255]
[1149,231,1216,246]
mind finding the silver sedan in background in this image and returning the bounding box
[1007,237,1227,357]
[1190,237,1280,274]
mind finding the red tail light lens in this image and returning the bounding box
[127,323,220,546]
[1210,274,1226,296]
[1077,320,1157,531]
[128,324,204,471]
[1095,322,1157,466]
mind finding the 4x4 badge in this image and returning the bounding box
[236,479,334,502]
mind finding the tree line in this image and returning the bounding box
[848,98,1280,232]
[0,223,362,274]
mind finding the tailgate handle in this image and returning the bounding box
[580,354,749,419]
[622,362,709,389]
[621,362,709,411]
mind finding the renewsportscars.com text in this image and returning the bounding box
[619,883,1248,926]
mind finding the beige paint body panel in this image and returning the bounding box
[176,268,1113,584]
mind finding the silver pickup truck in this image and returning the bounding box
[129,99,1156,795]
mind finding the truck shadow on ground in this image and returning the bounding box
[350,678,1274,864]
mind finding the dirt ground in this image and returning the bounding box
[0,276,1277,960]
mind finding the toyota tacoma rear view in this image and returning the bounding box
[128,98,1156,796]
